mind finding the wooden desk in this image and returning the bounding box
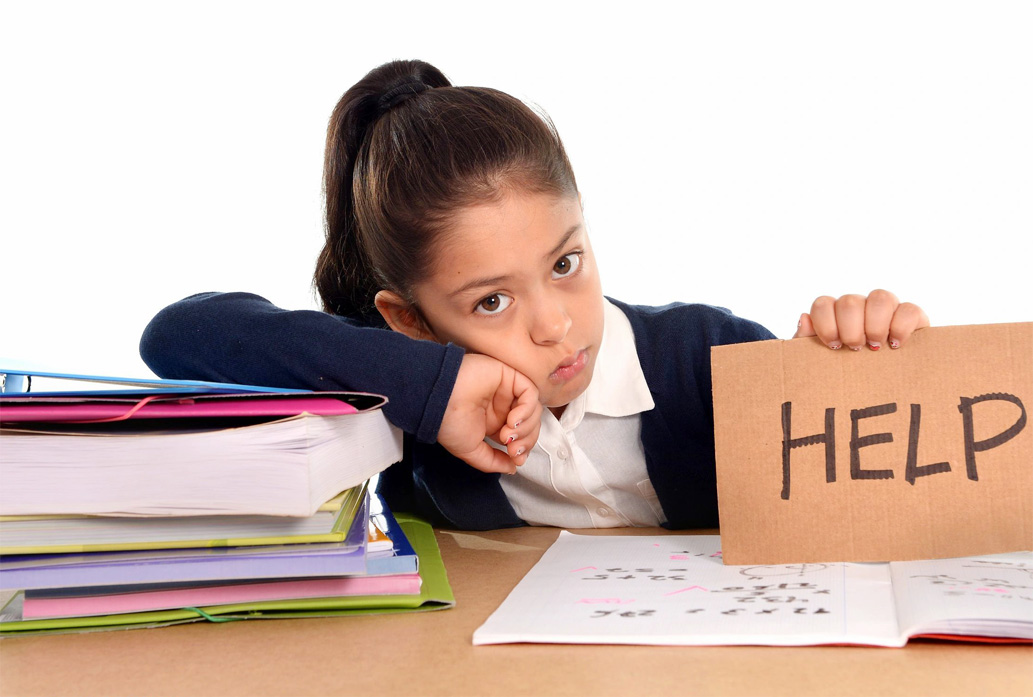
[2,526,1031,697]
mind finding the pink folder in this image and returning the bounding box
[0,392,386,423]
[22,573,423,619]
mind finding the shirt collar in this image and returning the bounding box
[580,298,655,418]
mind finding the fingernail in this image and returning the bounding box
[850,346,861,351]
[868,342,881,351]
[514,421,522,429]
[516,447,525,456]
[889,339,900,349]
[506,434,516,444]
[829,341,842,350]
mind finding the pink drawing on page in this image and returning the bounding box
[664,586,709,596]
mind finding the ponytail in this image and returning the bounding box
[314,60,577,323]
[316,60,450,322]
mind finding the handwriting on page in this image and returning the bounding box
[473,533,902,645]
[908,558,1033,602]
[474,533,1033,646]
[573,558,840,621]
[888,553,1033,636]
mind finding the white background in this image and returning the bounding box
[2,1,1030,378]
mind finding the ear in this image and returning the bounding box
[374,290,436,342]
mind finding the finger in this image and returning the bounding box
[491,365,537,434]
[506,436,532,465]
[510,370,540,412]
[503,400,542,442]
[793,313,815,339]
[458,440,518,475]
[863,289,899,350]
[498,417,535,452]
[499,426,519,448]
[506,384,541,431]
[834,294,868,350]
[808,296,841,349]
[507,405,542,465]
[888,302,931,348]
[488,367,514,432]
[498,423,533,466]
[495,379,535,436]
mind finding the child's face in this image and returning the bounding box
[414,190,605,410]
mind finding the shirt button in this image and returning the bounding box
[597,507,610,517]
[557,449,568,460]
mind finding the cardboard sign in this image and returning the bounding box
[712,322,1032,565]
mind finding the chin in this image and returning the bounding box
[543,376,592,409]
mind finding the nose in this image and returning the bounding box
[529,294,572,346]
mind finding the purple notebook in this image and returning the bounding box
[0,496,370,590]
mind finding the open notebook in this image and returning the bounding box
[474,533,1033,647]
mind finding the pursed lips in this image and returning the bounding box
[548,348,589,384]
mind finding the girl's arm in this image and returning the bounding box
[139,292,538,471]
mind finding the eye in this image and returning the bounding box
[552,252,582,279]
[475,293,513,315]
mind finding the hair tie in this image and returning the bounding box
[377,79,430,114]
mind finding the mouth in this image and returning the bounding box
[548,349,588,385]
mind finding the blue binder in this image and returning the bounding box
[0,368,295,396]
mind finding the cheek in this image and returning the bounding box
[472,334,538,371]
[576,290,606,342]
[439,322,528,365]
[453,328,548,381]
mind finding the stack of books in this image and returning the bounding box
[0,369,454,636]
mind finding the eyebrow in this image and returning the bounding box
[448,223,584,300]
[544,224,582,262]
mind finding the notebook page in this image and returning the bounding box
[890,552,1033,640]
[473,533,902,646]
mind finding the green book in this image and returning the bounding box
[0,515,454,636]
[0,485,367,555]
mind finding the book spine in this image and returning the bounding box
[0,548,367,590]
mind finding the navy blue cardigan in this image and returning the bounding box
[140,292,774,530]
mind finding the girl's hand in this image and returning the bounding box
[793,289,930,351]
[437,354,542,474]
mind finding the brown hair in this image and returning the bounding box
[314,59,578,323]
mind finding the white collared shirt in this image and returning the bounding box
[496,299,663,527]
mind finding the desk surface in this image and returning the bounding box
[2,526,1031,697]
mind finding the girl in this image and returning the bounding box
[141,59,929,530]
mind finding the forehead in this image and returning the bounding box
[432,191,583,273]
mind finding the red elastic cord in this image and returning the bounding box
[67,394,166,423]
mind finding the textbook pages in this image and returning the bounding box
[0,393,403,517]
[472,533,1033,647]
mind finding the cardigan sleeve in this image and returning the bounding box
[139,291,464,443]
